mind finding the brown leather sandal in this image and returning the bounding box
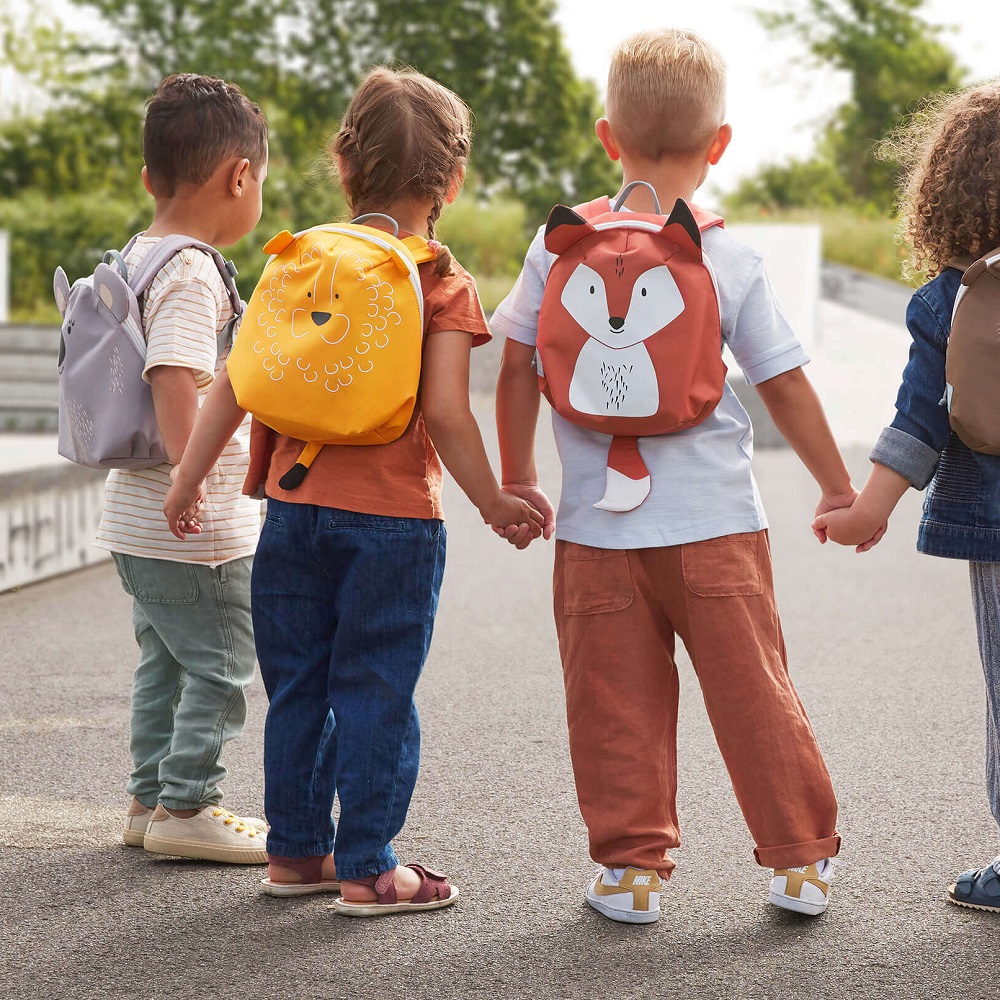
[260,854,341,897]
[331,864,458,916]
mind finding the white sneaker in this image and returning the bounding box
[586,866,663,924]
[769,858,834,916]
[123,799,153,847]
[143,804,268,864]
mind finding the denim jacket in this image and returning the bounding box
[870,267,1000,562]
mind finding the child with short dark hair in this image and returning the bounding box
[164,67,543,913]
[98,73,270,862]
[815,82,1000,913]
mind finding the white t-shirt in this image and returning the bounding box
[491,218,809,550]
[95,238,260,566]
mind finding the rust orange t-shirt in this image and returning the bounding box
[243,252,490,520]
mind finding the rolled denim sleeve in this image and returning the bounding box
[870,289,953,488]
[870,426,941,489]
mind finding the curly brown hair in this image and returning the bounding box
[330,68,472,277]
[882,83,1000,280]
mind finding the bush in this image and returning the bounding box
[437,191,529,282]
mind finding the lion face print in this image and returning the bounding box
[250,240,402,392]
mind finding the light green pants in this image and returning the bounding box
[112,553,256,810]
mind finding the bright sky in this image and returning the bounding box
[552,0,1000,196]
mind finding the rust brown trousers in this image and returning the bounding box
[553,530,840,879]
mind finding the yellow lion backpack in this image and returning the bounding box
[228,214,436,488]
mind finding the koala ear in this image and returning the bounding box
[661,198,703,261]
[53,267,71,317]
[544,205,596,256]
[93,262,131,323]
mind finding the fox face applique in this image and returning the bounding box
[536,195,725,512]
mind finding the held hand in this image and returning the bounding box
[164,466,205,540]
[480,491,545,550]
[500,482,556,540]
[811,486,859,542]
[812,506,887,553]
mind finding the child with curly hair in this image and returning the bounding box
[814,82,1000,912]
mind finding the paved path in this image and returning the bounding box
[2,385,1000,997]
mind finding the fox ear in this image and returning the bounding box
[544,204,595,256]
[662,199,703,260]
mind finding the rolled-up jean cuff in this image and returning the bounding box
[754,834,842,869]
[870,426,940,489]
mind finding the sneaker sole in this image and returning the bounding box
[768,889,828,916]
[586,893,660,924]
[947,885,1000,912]
[143,834,267,865]
[123,828,147,847]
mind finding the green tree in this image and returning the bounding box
[0,0,617,317]
[748,0,963,211]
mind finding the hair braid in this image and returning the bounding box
[330,67,471,277]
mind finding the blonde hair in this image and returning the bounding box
[881,82,1000,280]
[331,67,472,276]
[606,28,726,160]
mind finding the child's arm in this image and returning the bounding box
[421,330,544,548]
[495,338,556,538]
[149,365,200,465]
[163,366,247,539]
[754,367,857,528]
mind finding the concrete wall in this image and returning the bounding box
[0,465,109,593]
[0,231,8,323]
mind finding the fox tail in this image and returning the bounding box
[593,435,651,512]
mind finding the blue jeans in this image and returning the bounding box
[252,499,446,880]
[112,553,256,810]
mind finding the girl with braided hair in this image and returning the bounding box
[165,67,546,915]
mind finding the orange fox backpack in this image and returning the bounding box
[227,215,436,489]
[536,181,725,512]
[946,247,1000,455]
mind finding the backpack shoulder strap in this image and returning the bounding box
[690,204,724,232]
[575,196,612,220]
[401,234,436,266]
[127,234,243,316]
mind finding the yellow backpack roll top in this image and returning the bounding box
[228,216,435,489]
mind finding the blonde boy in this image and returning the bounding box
[97,74,269,862]
[493,29,853,923]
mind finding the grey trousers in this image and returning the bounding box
[971,562,1000,829]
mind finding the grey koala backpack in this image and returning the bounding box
[52,235,243,470]
[946,248,1000,456]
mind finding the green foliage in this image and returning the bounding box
[725,156,855,212]
[438,191,527,278]
[0,0,618,317]
[752,0,964,212]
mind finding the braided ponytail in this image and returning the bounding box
[330,68,471,277]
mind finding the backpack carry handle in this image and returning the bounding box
[351,213,400,236]
[103,249,129,279]
[613,181,661,215]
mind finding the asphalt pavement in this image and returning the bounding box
[3,374,1000,998]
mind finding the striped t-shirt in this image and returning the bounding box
[94,237,260,566]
